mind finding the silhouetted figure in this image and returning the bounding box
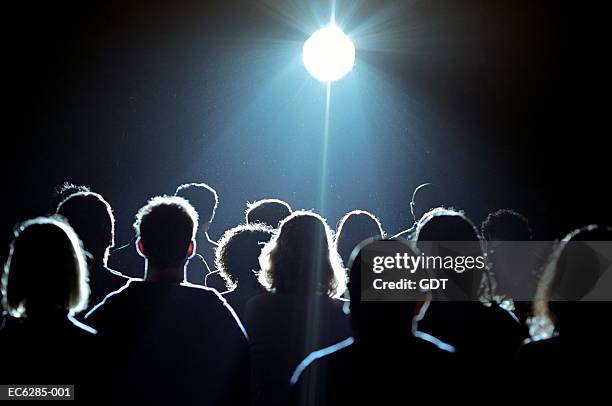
[519,225,612,377]
[246,198,292,228]
[214,223,274,319]
[57,192,129,310]
[393,182,449,239]
[86,196,249,405]
[481,208,541,322]
[245,211,350,406]
[51,181,91,212]
[0,217,97,387]
[334,209,385,267]
[175,182,221,286]
[292,239,455,405]
[415,208,527,366]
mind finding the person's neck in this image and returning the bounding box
[197,226,215,245]
[144,263,185,283]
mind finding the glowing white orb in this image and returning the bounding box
[302,26,355,82]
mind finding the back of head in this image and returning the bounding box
[411,183,449,223]
[245,199,292,228]
[416,207,481,243]
[481,209,532,241]
[347,239,423,342]
[535,225,612,334]
[335,210,385,265]
[215,223,274,290]
[415,208,485,299]
[258,210,346,297]
[134,196,199,269]
[2,217,89,318]
[175,183,218,227]
[57,192,115,264]
[52,182,91,211]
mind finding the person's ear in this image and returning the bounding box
[187,240,196,259]
[136,237,146,258]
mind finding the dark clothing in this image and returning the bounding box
[85,279,250,405]
[224,286,265,322]
[0,313,98,392]
[292,332,455,405]
[245,293,351,405]
[418,301,527,366]
[107,238,144,279]
[86,264,130,311]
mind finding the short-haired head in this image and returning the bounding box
[215,223,274,291]
[481,209,532,241]
[56,192,115,265]
[52,181,91,211]
[245,199,292,228]
[415,207,481,242]
[175,183,218,228]
[258,210,346,298]
[134,196,199,269]
[335,210,385,265]
[2,216,89,317]
[415,208,485,299]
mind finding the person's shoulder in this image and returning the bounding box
[85,278,139,319]
[413,330,456,354]
[180,280,227,301]
[291,337,355,385]
[104,266,131,281]
[67,315,97,336]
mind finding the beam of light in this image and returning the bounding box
[318,81,332,213]
[302,25,355,82]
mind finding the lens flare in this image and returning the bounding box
[302,25,355,82]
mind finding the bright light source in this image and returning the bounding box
[303,25,355,82]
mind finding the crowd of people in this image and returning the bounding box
[0,181,610,404]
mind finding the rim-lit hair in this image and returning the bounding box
[57,191,115,265]
[215,223,275,291]
[1,216,89,317]
[335,210,385,244]
[133,195,199,268]
[175,182,218,225]
[245,198,292,227]
[258,210,347,298]
[414,207,492,300]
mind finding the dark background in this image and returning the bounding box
[2,0,609,262]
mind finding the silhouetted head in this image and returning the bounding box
[2,217,89,318]
[258,210,346,298]
[415,208,486,299]
[175,183,218,232]
[52,181,91,211]
[410,183,449,224]
[335,210,385,266]
[481,209,532,241]
[416,207,480,242]
[245,199,292,228]
[134,196,198,278]
[56,192,115,266]
[215,223,274,291]
[534,225,612,334]
[347,238,427,342]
